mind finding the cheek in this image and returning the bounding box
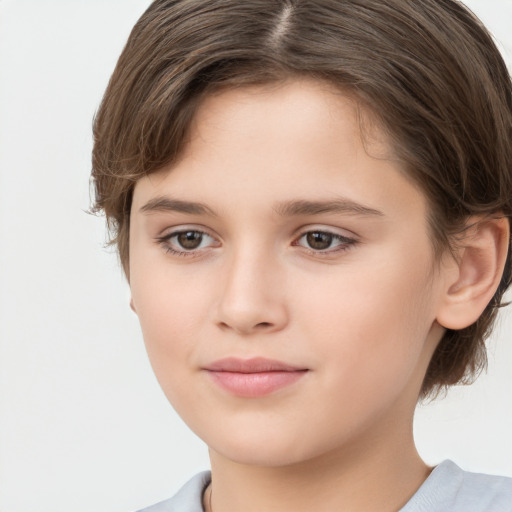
[297,254,436,395]
[132,279,206,355]
[133,292,204,413]
[130,231,212,333]
[128,249,208,387]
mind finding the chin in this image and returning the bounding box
[204,426,333,468]
[215,444,311,468]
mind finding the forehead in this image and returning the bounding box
[132,79,428,224]
[187,79,392,160]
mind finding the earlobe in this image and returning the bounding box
[130,298,137,314]
[436,216,510,331]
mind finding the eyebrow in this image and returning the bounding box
[273,198,384,218]
[139,195,384,218]
[139,196,217,216]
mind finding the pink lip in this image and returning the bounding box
[204,357,308,397]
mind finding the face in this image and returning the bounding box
[129,80,447,467]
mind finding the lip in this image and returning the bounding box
[204,357,309,398]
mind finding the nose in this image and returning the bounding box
[214,248,289,336]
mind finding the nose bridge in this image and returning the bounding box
[215,240,287,334]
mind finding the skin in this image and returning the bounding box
[129,79,460,511]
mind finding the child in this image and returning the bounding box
[91,1,512,510]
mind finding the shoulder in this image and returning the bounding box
[401,460,512,512]
[134,463,511,512]
[136,471,211,512]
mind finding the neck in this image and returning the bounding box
[205,416,430,512]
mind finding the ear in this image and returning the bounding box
[129,297,137,314]
[436,216,510,330]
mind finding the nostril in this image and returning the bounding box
[256,322,273,329]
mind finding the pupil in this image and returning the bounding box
[307,232,333,250]
[177,231,202,249]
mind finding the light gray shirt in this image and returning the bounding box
[137,460,512,512]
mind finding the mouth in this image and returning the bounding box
[203,357,309,397]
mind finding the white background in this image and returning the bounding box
[0,1,511,511]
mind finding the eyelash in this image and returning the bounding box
[292,231,357,256]
[156,229,217,258]
[155,229,357,258]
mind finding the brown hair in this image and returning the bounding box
[91,0,512,398]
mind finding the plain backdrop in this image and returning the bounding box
[0,1,511,511]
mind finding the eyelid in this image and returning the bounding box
[156,223,220,239]
[292,224,359,241]
[155,225,221,257]
[292,225,359,254]
[154,224,358,258]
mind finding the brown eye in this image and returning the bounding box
[294,230,356,254]
[177,231,204,249]
[306,232,333,250]
[157,229,218,256]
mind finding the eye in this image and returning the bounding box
[156,229,218,256]
[175,231,206,250]
[294,230,356,253]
